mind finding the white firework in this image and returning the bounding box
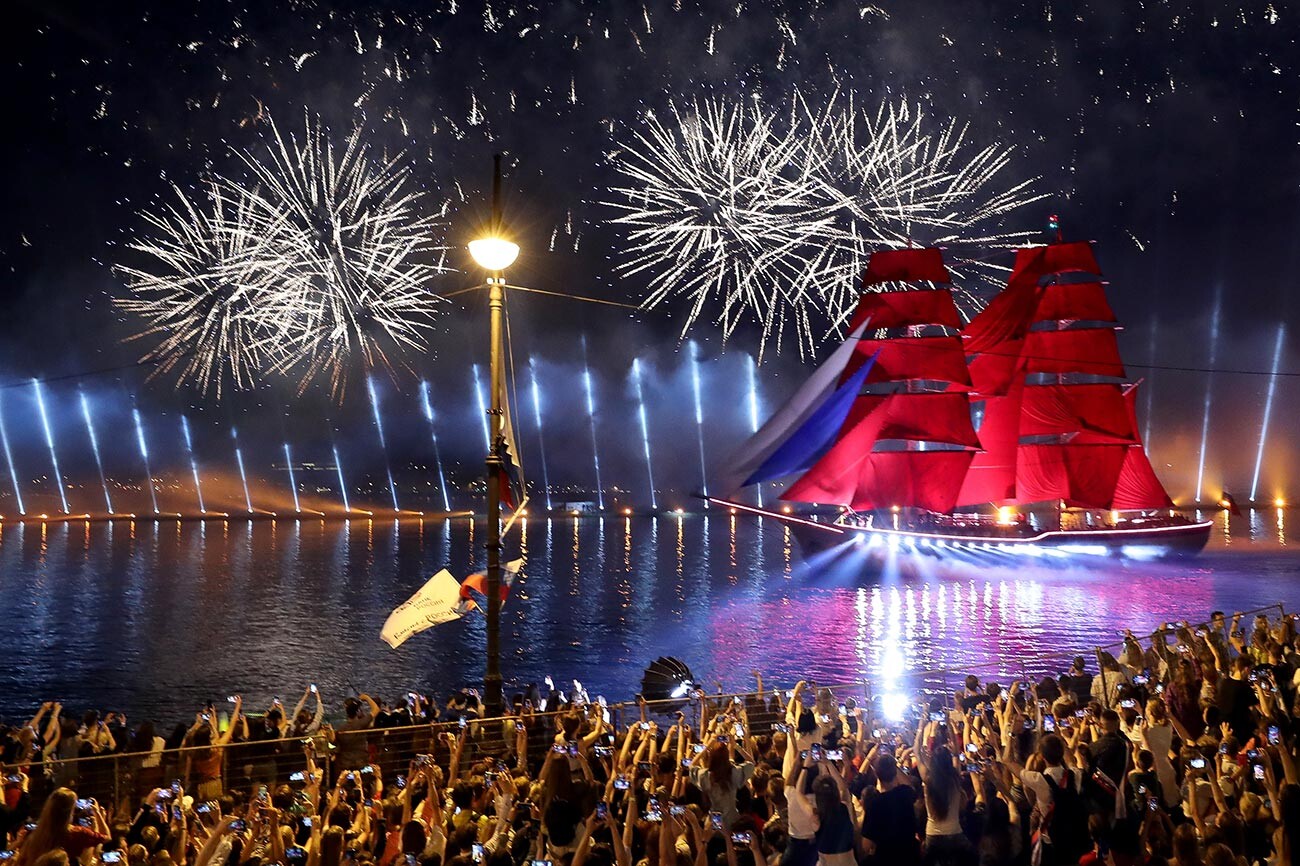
[607,88,1047,357]
[230,115,452,395]
[114,181,296,399]
[605,97,838,359]
[116,114,452,398]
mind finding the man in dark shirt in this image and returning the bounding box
[1216,655,1257,743]
[860,753,920,865]
[1059,656,1094,706]
[1087,710,1128,817]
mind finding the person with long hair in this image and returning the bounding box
[16,788,108,866]
[914,717,974,864]
[691,740,755,829]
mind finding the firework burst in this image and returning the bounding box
[606,89,1047,358]
[115,113,452,398]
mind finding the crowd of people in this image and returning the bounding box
[0,608,1297,866]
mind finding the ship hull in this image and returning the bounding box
[707,498,1213,563]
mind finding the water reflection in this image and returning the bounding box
[0,513,1292,719]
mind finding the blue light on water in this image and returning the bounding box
[367,376,400,511]
[631,359,657,510]
[1250,324,1286,502]
[231,428,253,512]
[528,359,553,510]
[32,380,69,514]
[0,392,23,514]
[132,408,159,513]
[283,442,301,513]
[688,341,709,506]
[419,381,452,512]
[79,392,113,513]
[180,415,206,513]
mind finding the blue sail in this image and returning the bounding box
[742,352,877,487]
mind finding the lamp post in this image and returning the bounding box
[468,155,519,719]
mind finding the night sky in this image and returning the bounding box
[2,0,1298,510]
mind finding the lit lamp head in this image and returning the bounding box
[468,237,520,273]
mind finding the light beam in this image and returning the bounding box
[746,355,763,507]
[132,408,159,513]
[180,415,206,513]
[0,391,24,514]
[581,337,605,510]
[366,376,401,511]
[471,364,491,451]
[688,341,709,507]
[332,444,350,513]
[283,442,301,513]
[528,358,553,510]
[231,428,253,512]
[419,381,452,512]
[631,358,658,510]
[79,392,113,514]
[32,380,69,514]
[1194,287,1223,503]
[1249,324,1286,502]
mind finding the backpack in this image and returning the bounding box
[1039,769,1090,865]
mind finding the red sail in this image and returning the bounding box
[846,336,972,387]
[1015,443,1128,509]
[1009,242,1101,285]
[1020,384,1138,443]
[841,393,980,448]
[1112,447,1175,510]
[967,338,1025,397]
[962,279,1039,354]
[956,386,1023,505]
[1033,282,1117,324]
[848,289,962,331]
[863,247,951,286]
[1111,384,1174,509]
[784,449,975,513]
[1023,328,1125,378]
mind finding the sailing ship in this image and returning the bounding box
[714,226,1213,560]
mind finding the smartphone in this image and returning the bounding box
[286,848,308,864]
[1148,797,1159,812]
[172,805,182,821]
[731,833,752,844]
[614,775,630,790]
[395,775,406,790]
[75,798,95,811]
[710,812,723,831]
[637,761,653,774]
[196,803,212,815]
[733,723,745,739]
[459,717,468,729]
[551,743,567,754]
[102,854,123,864]
[1189,757,1207,770]
[669,805,687,817]
[472,844,485,863]
[1254,763,1266,780]
[171,779,182,793]
[415,754,433,766]
[530,862,553,866]
[1074,710,1085,718]
[405,857,419,866]
[1133,675,1149,686]
[1120,700,1136,708]
[302,817,313,829]
[692,743,705,754]
[810,744,823,762]
[639,722,652,730]
[773,723,789,733]
[818,714,831,724]
[1268,725,1281,745]
[872,728,886,739]
[289,772,306,783]
[567,743,580,757]
[1043,715,1056,733]
[596,802,609,820]
[310,684,318,693]
[359,766,374,775]
[230,819,247,832]
[965,743,978,753]
[929,712,945,722]
[824,749,843,761]
[0,853,17,862]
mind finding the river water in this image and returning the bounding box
[0,509,1295,723]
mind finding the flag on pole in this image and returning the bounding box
[380,569,468,649]
[458,558,525,611]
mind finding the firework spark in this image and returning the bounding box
[606,89,1047,357]
[115,114,452,397]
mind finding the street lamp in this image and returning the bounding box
[468,155,517,719]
